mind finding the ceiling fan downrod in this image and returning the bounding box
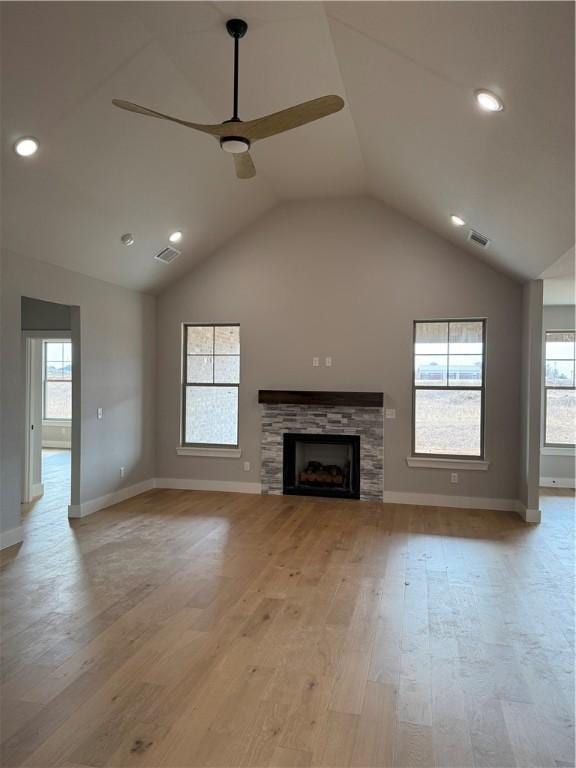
[226,18,248,122]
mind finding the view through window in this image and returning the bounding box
[544,330,575,446]
[43,341,72,420]
[413,319,485,457]
[182,325,240,446]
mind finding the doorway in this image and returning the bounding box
[539,279,575,516]
[21,296,81,530]
[23,335,73,523]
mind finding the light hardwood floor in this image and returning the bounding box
[1,475,574,767]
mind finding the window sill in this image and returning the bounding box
[541,446,575,456]
[406,456,490,471]
[176,446,242,458]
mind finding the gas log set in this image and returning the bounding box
[298,460,346,487]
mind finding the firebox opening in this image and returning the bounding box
[283,433,360,499]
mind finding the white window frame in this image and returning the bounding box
[411,318,487,461]
[42,339,72,423]
[180,323,240,451]
[543,329,575,450]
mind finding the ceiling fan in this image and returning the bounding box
[112,18,344,179]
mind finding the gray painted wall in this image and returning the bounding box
[541,304,576,484]
[0,249,156,535]
[156,198,523,502]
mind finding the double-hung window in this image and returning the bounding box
[181,324,240,447]
[412,319,486,458]
[544,330,575,447]
[43,341,72,420]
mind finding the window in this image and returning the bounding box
[412,319,486,458]
[544,330,575,447]
[43,341,72,420]
[181,325,240,446]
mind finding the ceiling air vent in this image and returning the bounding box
[467,229,491,249]
[154,246,181,264]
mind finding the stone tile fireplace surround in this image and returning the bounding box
[259,391,384,502]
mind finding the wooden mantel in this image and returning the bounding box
[258,390,384,408]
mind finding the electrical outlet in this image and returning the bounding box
[325,356,332,367]
[312,357,320,367]
[120,467,125,478]
[243,461,251,472]
[97,407,103,420]
[385,408,396,419]
[450,472,459,484]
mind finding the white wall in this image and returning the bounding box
[42,423,72,449]
[540,304,576,487]
[0,249,156,538]
[156,198,523,503]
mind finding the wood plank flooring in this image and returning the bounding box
[0,480,574,767]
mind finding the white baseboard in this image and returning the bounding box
[43,440,71,449]
[65,479,538,523]
[515,502,542,524]
[32,482,44,499]
[68,478,155,519]
[0,526,24,550]
[382,490,519,513]
[154,477,262,495]
[540,477,575,489]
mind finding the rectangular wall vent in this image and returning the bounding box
[467,229,491,249]
[154,246,181,264]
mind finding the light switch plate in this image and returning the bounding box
[97,407,103,420]
[385,409,396,419]
[312,357,320,367]
[325,356,332,367]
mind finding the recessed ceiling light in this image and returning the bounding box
[450,214,466,227]
[121,233,135,246]
[168,231,183,244]
[14,136,39,157]
[474,89,504,112]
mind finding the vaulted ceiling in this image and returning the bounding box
[1,1,574,293]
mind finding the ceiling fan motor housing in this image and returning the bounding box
[220,136,251,154]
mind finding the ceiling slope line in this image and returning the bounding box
[322,4,371,193]
[326,13,468,91]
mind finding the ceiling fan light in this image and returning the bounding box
[220,136,250,154]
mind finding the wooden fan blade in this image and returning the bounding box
[112,99,232,137]
[233,151,256,179]
[240,95,344,142]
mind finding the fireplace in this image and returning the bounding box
[260,391,383,502]
[283,433,361,499]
